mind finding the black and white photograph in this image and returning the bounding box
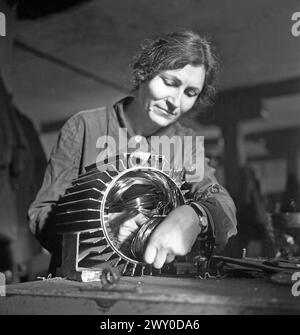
[0,0,299,319]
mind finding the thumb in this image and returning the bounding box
[134,213,148,226]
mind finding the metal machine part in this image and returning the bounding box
[53,153,188,281]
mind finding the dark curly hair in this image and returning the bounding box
[132,30,219,108]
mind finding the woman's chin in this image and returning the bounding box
[148,111,176,128]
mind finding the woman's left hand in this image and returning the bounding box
[143,205,201,269]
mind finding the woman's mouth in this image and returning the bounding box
[156,106,177,117]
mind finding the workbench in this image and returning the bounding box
[0,275,299,315]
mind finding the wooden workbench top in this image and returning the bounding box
[0,275,299,315]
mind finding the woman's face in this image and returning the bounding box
[137,64,205,127]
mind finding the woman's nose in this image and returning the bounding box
[167,89,181,109]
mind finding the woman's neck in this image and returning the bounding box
[124,96,161,137]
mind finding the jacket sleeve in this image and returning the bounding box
[188,158,237,252]
[28,115,84,253]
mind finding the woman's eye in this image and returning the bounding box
[162,78,176,86]
[185,89,199,97]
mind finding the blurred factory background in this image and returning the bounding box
[0,0,299,282]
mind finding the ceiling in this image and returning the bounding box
[1,0,300,152]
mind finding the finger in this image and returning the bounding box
[122,219,138,230]
[153,249,167,269]
[144,244,157,264]
[117,228,128,243]
[135,213,148,226]
[166,254,175,263]
[118,224,137,243]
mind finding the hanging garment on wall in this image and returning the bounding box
[10,109,47,264]
[0,73,46,265]
[0,75,22,242]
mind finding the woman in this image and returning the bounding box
[28,30,237,273]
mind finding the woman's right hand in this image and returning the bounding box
[143,205,201,269]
